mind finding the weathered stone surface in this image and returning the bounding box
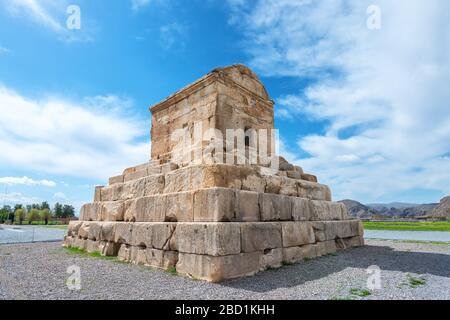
[114,222,133,244]
[73,237,87,250]
[260,248,283,270]
[151,223,176,250]
[281,222,315,247]
[98,241,120,256]
[135,195,167,222]
[165,192,194,222]
[101,201,124,221]
[301,174,317,183]
[279,177,298,196]
[297,181,332,201]
[86,239,100,253]
[291,197,311,221]
[109,175,124,185]
[236,191,260,222]
[177,251,261,282]
[67,221,83,237]
[79,203,101,221]
[264,175,282,194]
[282,244,316,264]
[310,201,346,221]
[259,193,291,221]
[145,248,178,269]
[240,222,282,252]
[124,169,148,183]
[130,223,152,247]
[176,223,240,256]
[286,171,302,180]
[242,175,266,193]
[193,188,236,222]
[94,186,103,202]
[99,222,116,241]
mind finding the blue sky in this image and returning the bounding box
[1,0,450,212]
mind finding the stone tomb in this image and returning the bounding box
[64,65,364,282]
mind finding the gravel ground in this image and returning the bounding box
[1,239,449,300]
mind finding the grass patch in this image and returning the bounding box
[406,274,426,288]
[363,221,450,232]
[167,266,177,275]
[399,240,450,246]
[349,288,372,297]
[45,225,68,230]
[64,247,116,261]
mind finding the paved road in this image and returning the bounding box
[0,225,67,244]
[1,240,449,300]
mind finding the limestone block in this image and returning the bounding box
[282,244,316,264]
[118,244,131,261]
[281,222,315,247]
[336,236,364,250]
[123,199,137,222]
[130,223,152,247]
[240,222,282,252]
[109,175,124,185]
[63,236,74,247]
[176,223,240,256]
[99,222,116,242]
[145,249,178,269]
[294,166,304,174]
[114,222,133,244]
[291,197,311,221]
[310,201,346,221]
[101,184,123,202]
[242,175,266,193]
[164,167,198,193]
[286,171,302,180]
[94,186,103,202]
[176,252,261,282]
[67,221,83,237]
[259,193,291,221]
[264,175,282,194]
[279,178,298,196]
[87,222,101,241]
[152,223,176,250]
[260,248,283,270]
[79,203,101,221]
[236,191,260,222]
[314,240,337,257]
[297,181,332,201]
[124,169,148,183]
[278,156,294,171]
[349,220,364,237]
[301,174,317,183]
[322,221,353,240]
[161,162,179,174]
[73,237,87,250]
[165,192,194,222]
[99,241,120,256]
[311,222,326,242]
[86,239,100,253]
[193,188,236,222]
[135,195,167,222]
[78,222,90,239]
[101,201,124,221]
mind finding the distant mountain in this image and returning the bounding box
[340,199,440,220]
[431,197,450,219]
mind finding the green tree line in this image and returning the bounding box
[0,202,75,225]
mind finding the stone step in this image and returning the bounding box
[109,162,179,185]
[81,188,348,223]
[99,164,332,203]
[64,220,363,282]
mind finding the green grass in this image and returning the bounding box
[349,288,372,297]
[64,247,116,261]
[167,266,178,275]
[399,240,450,246]
[363,221,450,232]
[45,225,68,229]
[406,274,426,288]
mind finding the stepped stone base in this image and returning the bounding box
[64,220,364,282]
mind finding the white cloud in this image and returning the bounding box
[2,192,40,205]
[228,0,450,202]
[0,176,56,187]
[0,86,149,180]
[159,22,188,51]
[131,0,151,12]
[2,0,93,42]
[0,45,11,54]
[53,192,67,200]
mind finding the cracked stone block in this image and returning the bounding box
[281,222,315,247]
[175,223,241,256]
[240,222,282,252]
[259,193,291,221]
[193,188,236,222]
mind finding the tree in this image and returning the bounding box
[0,206,13,223]
[14,208,25,225]
[54,202,63,218]
[62,205,75,218]
[40,208,52,225]
[27,208,40,224]
[41,201,50,211]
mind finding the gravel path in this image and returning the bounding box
[1,239,449,300]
